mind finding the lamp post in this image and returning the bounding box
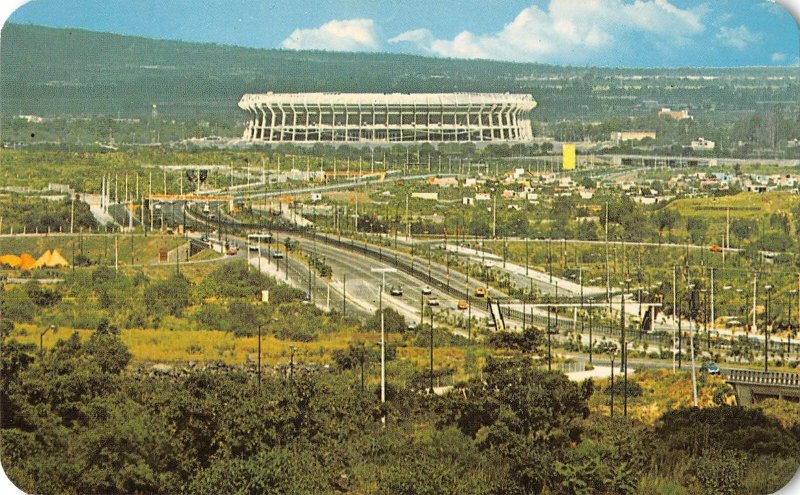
[429,307,435,395]
[789,289,798,356]
[622,278,631,417]
[257,323,262,385]
[764,284,773,372]
[371,267,397,426]
[289,345,297,379]
[39,325,56,354]
[588,297,594,364]
[687,282,698,407]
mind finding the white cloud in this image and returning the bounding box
[281,19,379,52]
[716,25,761,50]
[388,0,705,63]
[771,52,787,62]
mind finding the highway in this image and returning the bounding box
[149,200,800,354]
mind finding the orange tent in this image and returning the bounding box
[18,253,36,270]
[0,254,21,267]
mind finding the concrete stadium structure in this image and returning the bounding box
[239,92,536,143]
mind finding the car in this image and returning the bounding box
[426,297,440,306]
[457,300,468,310]
[422,286,432,295]
[390,285,403,296]
[272,250,284,259]
[226,245,238,256]
[407,321,418,331]
[248,244,260,252]
[700,362,721,375]
[475,287,487,298]
[200,234,209,242]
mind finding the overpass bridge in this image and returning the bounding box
[726,369,800,406]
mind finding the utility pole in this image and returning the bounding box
[621,281,628,417]
[764,284,773,372]
[492,194,497,238]
[257,324,262,385]
[710,267,715,350]
[114,236,118,273]
[429,309,434,394]
[342,274,347,318]
[605,202,611,314]
[672,266,677,372]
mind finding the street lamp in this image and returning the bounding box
[289,345,297,379]
[371,267,397,426]
[789,289,798,357]
[39,324,56,354]
[764,284,773,372]
[686,282,698,407]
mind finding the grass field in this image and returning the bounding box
[667,191,799,220]
[11,322,477,382]
[0,234,185,266]
[588,368,730,424]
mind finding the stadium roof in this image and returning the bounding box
[239,92,536,109]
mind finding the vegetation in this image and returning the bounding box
[1,332,797,494]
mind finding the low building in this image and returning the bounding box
[610,131,656,144]
[690,138,715,151]
[475,192,491,201]
[428,177,458,187]
[658,107,692,120]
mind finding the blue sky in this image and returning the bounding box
[5,0,800,67]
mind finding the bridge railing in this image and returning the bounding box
[727,369,800,387]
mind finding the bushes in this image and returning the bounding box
[0,287,38,322]
[143,274,191,317]
[603,379,643,399]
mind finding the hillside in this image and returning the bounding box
[1,23,797,124]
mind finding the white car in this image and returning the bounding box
[422,286,432,295]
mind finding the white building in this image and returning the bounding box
[691,138,715,150]
[239,92,537,143]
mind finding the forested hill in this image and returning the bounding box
[1,23,797,123]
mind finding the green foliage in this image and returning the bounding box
[24,281,62,307]
[487,327,543,353]
[144,273,191,317]
[0,195,96,233]
[689,450,747,495]
[0,287,38,322]
[604,379,643,399]
[187,448,328,495]
[364,307,406,334]
[82,320,131,374]
[654,406,799,458]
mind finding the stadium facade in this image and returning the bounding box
[238,92,536,143]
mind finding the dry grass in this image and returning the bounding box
[588,368,730,423]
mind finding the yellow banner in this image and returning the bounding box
[562,143,576,170]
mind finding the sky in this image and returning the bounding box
[3,0,800,67]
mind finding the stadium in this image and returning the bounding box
[238,92,536,143]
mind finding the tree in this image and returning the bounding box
[0,287,38,322]
[365,307,406,334]
[686,217,708,244]
[487,327,543,353]
[439,356,590,493]
[82,319,131,374]
[731,218,756,247]
[654,209,680,244]
[143,274,191,317]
